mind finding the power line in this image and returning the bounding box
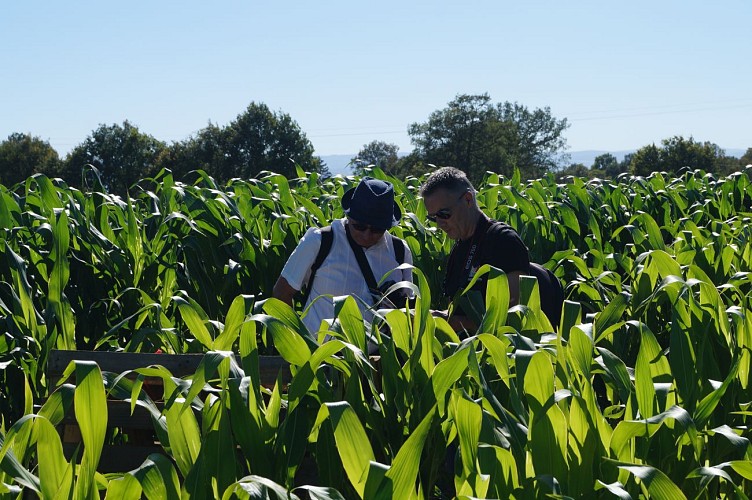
[566,99,752,121]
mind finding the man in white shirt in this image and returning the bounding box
[272,177,413,335]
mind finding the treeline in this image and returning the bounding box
[2,93,750,195]
[557,137,752,180]
[0,102,323,195]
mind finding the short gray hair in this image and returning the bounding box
[419,166,475,197]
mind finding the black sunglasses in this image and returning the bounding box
[426,192,468,223]
[349,220,387,235]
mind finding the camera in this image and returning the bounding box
[370,280,408,309]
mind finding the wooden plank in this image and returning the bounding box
[47,350,293,462]
[63,443,167,473]
[48,350,291,387]
[59,400,160,430]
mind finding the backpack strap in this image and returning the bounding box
[345,224,380,292]
[391,234,405,264]
[301,226,333,305]
[301,226,406,305]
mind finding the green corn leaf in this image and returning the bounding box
[126,196,144,286]
[694,356,740,429]
[131,454,181,500]
[252,314,311,366]
[724,460,752,480]
[228,377,269,477]
[177,300,215,349]
[49,210,76,350]
[618,464,686,500]
[221,474,298,500]
[610,405,695,462]
[430,344,470,416]
[477,444,519,497]
[263,297,315,346]
[478,265,509,334]
[669,304,698,408]
[165,398,202,477]
[73,360,108,499]
[451,393,482,481]
[559,299,582,341]
[634,212,666,251]
[524,351,568,480]
[518,274,553,333]
[214,294,255,351]
[32,417,72,499]
[314,402,374,497]
[181,351,237,415]
[569,326,594,378]
[104,474,143,500]
[597,347,632,404]
[0,415,42,492]
[476,333,512,386]
[377,405,437,500]
[332,295,367,354]
[593,292,629,344]
[293,485,346,500]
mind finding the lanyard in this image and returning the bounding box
[444,216,491,295]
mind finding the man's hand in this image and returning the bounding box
[430,309,449,320]
[431,309,476,333]
[272,277,298,306]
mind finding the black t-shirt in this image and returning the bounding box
[443,216,563,327]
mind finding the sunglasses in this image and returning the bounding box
[349,220,387,235]
[426,192,468,223]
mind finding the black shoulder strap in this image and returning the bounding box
[345,225,380,291]
[391,234,405,264]
[301,226,333,304]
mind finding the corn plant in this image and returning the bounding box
[1,166,752,497]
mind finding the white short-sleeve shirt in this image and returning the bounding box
[280,218,413,333]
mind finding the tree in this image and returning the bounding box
[591,153,628,178]
[62,121,166,195]
[408,94,569,182]
[556,162,590,181]
[660,136,721,174]
[496,101,570,179]
[0,133,60,187]
[618,153,634,175]
[350,141,399,175]
[159,123,227,181]
[630,136,732,176]
[629,143,662,176]
[165,102,326,183]
[592,153,617,172]
[738,148,752,167]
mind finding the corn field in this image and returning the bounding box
[1,165,751,498]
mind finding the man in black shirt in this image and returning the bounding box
[420,167,563,333]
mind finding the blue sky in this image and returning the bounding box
[2,1,751,159]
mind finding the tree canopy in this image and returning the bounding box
[629,136,735,176]
[0,133,60,187]
[351,141,400,175]
[407,93,569,182]
[4,97,752,190]
[741,148,752,167]
[62,121,166,195]
[165,102,326,182]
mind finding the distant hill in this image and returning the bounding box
[320,148,748,175]
[319,154,355,175]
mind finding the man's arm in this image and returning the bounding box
[507,270,522,306]
[272,277,298,306]
[433,269,523,334]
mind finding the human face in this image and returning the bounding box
[423,189,473,240]
[347,218,386,248]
